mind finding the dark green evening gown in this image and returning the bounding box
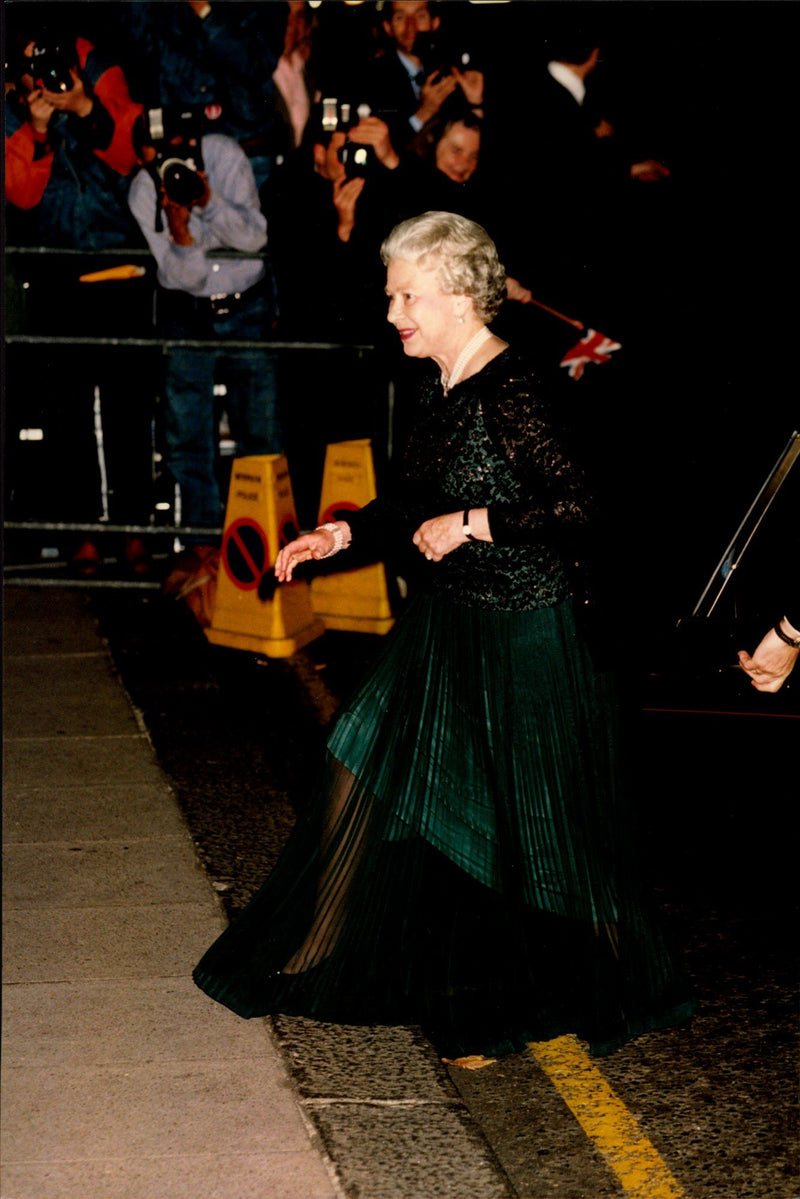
[193,347,693,1058]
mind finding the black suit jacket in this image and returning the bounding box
[363,50,422,154]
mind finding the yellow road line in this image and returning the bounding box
[528,1035,686,1199]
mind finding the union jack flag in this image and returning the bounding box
[559,329,622,380]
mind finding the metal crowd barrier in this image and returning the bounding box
[4,245,390,589]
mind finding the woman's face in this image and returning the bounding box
[435,122,480,184]
[385,257,464,362]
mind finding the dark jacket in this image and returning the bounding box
[5,37,144,248]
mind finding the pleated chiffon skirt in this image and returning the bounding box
[193,593,692,1058]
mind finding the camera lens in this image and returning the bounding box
[160,159,206,206]
[42,66,73,93]
[29,46,75,93]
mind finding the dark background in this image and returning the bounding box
[4,0,797,631]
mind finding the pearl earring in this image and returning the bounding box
[457,315,464,325]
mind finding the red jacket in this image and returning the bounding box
[5,37,142,211]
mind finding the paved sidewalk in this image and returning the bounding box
[2,587,340,1199]
[2,586,517,1199]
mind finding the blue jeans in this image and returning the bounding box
[161,284,280,535]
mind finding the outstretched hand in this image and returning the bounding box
[274,529,337,582]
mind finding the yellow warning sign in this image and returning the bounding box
[206,454,325,657]
[310,439,395,635]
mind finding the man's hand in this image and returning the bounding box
[332,174,366,242]
[163,196,194,245]
[41,69,93,118]
[453,66,484,109]
[25,87,55,134]
[161,170,210,244]
[737,626,800,693]
[347,117,400,171]
[630,158,671,182]
[592,117,615,140]
[416,70,458,125]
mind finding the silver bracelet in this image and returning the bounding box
[315,522,345,559]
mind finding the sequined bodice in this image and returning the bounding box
[400,347,594,611]
[347,347,595,611]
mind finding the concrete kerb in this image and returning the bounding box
[2,585,518,1199]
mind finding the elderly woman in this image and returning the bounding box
[194,212,691,1061]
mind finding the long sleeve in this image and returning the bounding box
[128,133,266,295]
[4,117,54,210]
[380,349,602,611]
[198,136,268,254]
[68,39,142,175]
[87,65,143,175]
[482,367,596,547]
[128,168,211,292]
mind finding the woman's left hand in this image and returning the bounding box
[413,511,470,562]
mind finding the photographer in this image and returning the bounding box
[4,19,153,576]
[322,109,401,247]
[363,1,484,158]
[264,101,402,525]
[267,101,402,338]
[128,112,281,549]
[4,25,143,247]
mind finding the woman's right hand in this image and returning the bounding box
[274,530,336,582]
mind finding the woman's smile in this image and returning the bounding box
[385,258,462,366]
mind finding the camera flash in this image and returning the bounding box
[322,98,338,132]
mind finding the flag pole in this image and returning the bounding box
[526,296,585,331]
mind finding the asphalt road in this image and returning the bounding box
[87,586,798,1199]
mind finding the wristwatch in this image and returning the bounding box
[774,621,800,648]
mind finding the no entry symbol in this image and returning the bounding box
[222,517,269,590]
[279,515,299,547]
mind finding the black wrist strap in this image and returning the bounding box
[463,510,476,542]
[774,622,800,648]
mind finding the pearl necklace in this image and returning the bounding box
[441,325,492,394]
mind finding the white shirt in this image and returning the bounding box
[547,61,586,106]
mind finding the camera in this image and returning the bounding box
[158,155,207,206]
[414,34,475,82]
[321,97,371,133]
[138,105,221,205]
[26,43,76,93]
[337,142,376,180]
[321,98,377,179]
